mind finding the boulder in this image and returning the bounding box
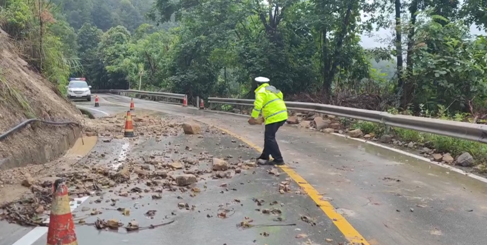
[182,122,201,134]
[442,153,454,164]
[348,129,363,138]
[212,158,229,171]
[456,152,474,167]
[313,117,331,130]
[379,134,393,143]
[432,153,442,162]
[175,174,197,186]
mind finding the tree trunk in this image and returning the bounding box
[402,0,418,108]
[394,0,404,106]
[38,0,43,72]
[322,0,353,101]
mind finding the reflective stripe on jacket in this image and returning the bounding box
[251,83,288,125]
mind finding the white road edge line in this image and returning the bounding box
[331,133,487,184]
[76,105,110,116]
[101,94,487,184]
[12,196,90,245]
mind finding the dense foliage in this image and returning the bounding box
[1,0,487,115]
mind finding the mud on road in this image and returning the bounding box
[1,111,349,245]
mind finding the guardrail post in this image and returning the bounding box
[196,96,199,108]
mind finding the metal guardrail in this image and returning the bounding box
[208,97,487,144]
[91,89,186,100]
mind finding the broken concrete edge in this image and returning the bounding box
[203,109,487,185]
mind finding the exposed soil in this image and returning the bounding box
[0,28,82,169]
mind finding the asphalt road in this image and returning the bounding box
[93,94,487,245]
[2,97,350,245]
[3,94,487,245]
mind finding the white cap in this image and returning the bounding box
[255,76,270,83]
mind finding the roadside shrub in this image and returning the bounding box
[352,120,383,135]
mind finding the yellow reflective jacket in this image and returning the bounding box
[251,83,288,125]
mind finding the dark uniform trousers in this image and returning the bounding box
[259,120,286,162]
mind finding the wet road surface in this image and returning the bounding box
[93,94,487,245]
[1,100,352,245]
[29,125,347,245]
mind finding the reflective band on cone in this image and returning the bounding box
[130,98,135,111]
[182,95,188,107]
[199,99,204,110]
[124,110,135,137]
[47,179,78,245]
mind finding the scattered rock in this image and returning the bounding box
[268,168,280,176]
[432,153,443,162]
[364,134,372,139]
[154,170,168,178]
[299,121,311,129]
[313,117,331,130]
[182,122,201,134]
[407,142,415,148]
[442,153,454,164]
[212,158,229,171]
[286,116,299,124]
[244,160,256,167]
[420,147,431,154]
[107,219,120,229]
[169,161,184,169]
[175,174,197,186]
[323,128,334,134]
[126,220,139,231]
[21,174,35,187]
[380,134,393,143]
[456,152,474,167]
[348,129,363,138]
[35,205,44,214]
[330,122,341,129]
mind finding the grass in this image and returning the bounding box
[0,69,36,118]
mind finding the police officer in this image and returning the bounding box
[248,76,288,165]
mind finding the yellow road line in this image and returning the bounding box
[100,94,369,243]
[215,126,370,245]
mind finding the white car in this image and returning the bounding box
[66,78,92,101]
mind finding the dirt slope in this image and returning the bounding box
[0,28,83,169]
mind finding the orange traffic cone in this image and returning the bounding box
[124,110,135,137]
[47,179,78,245]
[94,95,100,107]
[129,98,135,111]
[199,99,204,110]
[182,95,188,107]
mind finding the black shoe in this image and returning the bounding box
[272,160,285,166]
[256,159,270,165]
